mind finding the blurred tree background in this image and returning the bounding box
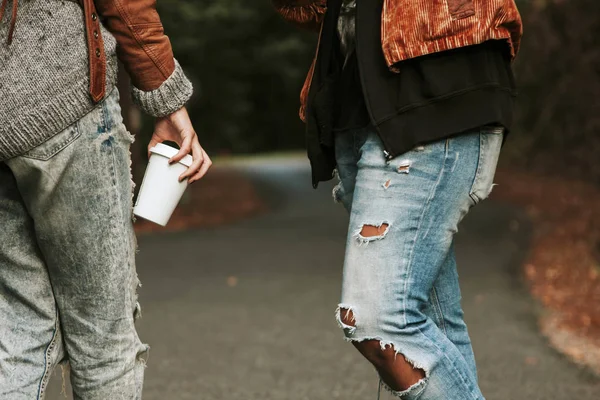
[131,0,599,184]
[506,0,600,184]
[149,0,315,155]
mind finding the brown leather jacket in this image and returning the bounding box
[273,0,523,121]
[91,0,176,101]
[0,0,177,103]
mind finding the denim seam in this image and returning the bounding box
[117,143,138,326]
[431,287,447,335]
[102,97,119,235]
[102,99,127,321]
[36,309,59,400]
[103,123,143,390]
[428,288,442,331]
[108,118,142,378]
[108,143,120,249]
[415,325,481,400]
[112,134,133,244]
[401,139,449,327]
[106,123,145,393]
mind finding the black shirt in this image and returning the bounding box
[334,49,370,132]
[334,41,516,141]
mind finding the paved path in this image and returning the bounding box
[47,158,600,399]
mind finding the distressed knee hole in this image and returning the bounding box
[354,340,427,394]
[336,305,358,334]
[354,223,390,245]
[334,306,428,394]
[340,308,356,327]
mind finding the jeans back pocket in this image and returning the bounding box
[469,127,504,205]
[21,125,81,161]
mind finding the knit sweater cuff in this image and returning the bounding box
[132,59,193,117]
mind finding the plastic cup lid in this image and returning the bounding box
[149,143,193,167]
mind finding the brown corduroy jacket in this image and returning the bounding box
[272,0,523,121]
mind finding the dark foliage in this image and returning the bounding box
[508,0,600,184]
[150,0,317,155]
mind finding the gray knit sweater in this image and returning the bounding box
[0,0,193,161]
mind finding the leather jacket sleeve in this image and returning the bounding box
[94,0,175,91]
[94,0,193,117]
[272,0,327,32]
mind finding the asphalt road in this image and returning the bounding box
[46,157,600,400]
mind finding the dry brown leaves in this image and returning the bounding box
[494,167,600,346]
[134,167,265,234]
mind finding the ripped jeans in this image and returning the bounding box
[0,89,148,399]
[334,126,503,399]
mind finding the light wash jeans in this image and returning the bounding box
[334,126,503,399]
[0,89,147,399]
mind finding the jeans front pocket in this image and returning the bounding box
[469,126,504,205]
[21,124,81,161]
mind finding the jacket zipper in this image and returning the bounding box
[354,0,396,161]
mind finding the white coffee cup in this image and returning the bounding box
[133,143,193,226]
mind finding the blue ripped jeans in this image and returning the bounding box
[334,126,503,399]
[0,89,147,399]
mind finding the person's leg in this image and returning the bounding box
[335,129,478,381]
[6,89,147,400]
[335,127,502,399]
[424,244,478,380]
[0,163,65,399]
